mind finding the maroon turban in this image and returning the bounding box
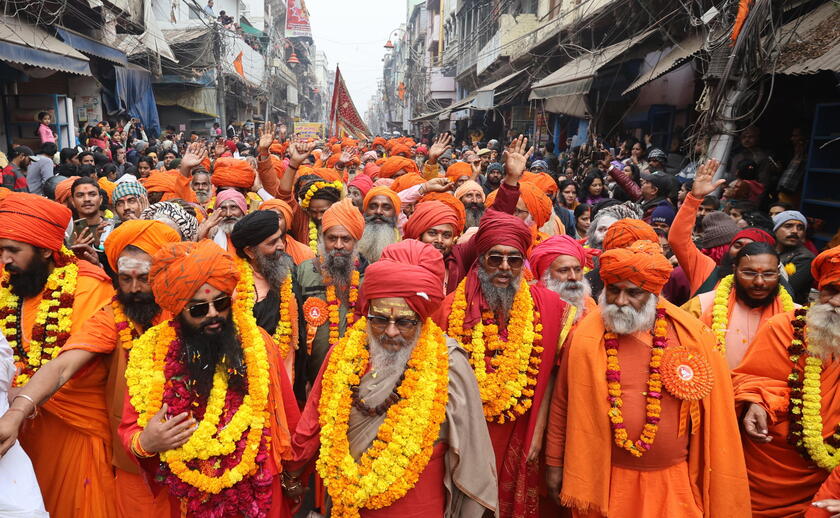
[528,234,600,280]
[730,227,775,247]
[359,240,445,320]
[473,210,532,258]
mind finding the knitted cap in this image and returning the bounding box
[700,211,740,248]
[112,181,147,201]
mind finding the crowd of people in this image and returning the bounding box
[0,117,838,518]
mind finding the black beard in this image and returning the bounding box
[254,250,293,286]
[735,281,779,309]
[177,313,244,398]
[117,290,161,331]
[6,255,51,299]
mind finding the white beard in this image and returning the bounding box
[366,324,421,403]
[805,303,840,360]
[357,221,397,262]
[598,290,658,335]
[542,271,591,321]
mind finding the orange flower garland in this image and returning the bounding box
[235,257,295,359]
[112,298,139,350]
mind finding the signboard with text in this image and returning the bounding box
[285,0,312,38]
[294,122,323,139]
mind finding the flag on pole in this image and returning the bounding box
[329,65,370,138]
[233,51,245,79]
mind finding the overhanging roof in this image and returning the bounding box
[55,26,128,65]
[0,16,91,75]
[623,31,705,94]
[775,2,840,76]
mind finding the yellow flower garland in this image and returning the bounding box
[710,274,795,354]
[316,318,449,518]
[112,299,138,350]
[299,180,344,210]
[800,354,840,470]
[308,220,319,254]
[235,257,294,359]
[447,277,542,423]
[0,246,78,386]
[124,300,271,494]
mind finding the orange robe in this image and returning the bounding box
[733,311,840,517]
[17,263,116,518]
[62,303,171,517]
[668,193,715,295]
[806,466,840,518]
[546,300,751,518]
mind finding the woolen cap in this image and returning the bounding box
[700,211,740,248]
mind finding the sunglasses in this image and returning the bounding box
[367,315,420,333]
[186,295,232,318]
[485,254,524,269]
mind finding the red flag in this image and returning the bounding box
[329,66,369,138]
[233,51,245,78]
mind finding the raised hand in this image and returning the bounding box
[339,147,357,165]
[422,177,453,194]
[428,133,453,164]
[691,159,724,199]
[214,140,227,159]
[502,134,533,184]
[181,141,208,171]
[258,121,276,154]
[289,140,317,168]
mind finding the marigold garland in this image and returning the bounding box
[299,180,344,210]
[235,258,294,359]
[786,307,840,471]
[711,274,794,354]
[112,298,139,350]
[316,318,449,518]
[605,306,668,457]
[447,277,542,423]
[308,220,319,254]
[0,246,78,386]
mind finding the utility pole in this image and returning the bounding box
[213,25,227,131]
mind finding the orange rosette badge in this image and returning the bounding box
[303,297,329,354]
[660,348,713,401]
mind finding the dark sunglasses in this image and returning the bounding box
[367,315,420,333]
[187,295,232,318]
[485,254,524,268]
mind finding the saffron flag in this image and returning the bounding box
[233,51,245,78]
[329,65,370,139]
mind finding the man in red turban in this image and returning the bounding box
[287,240,498,517]
[404,200,467,294]
[733,245,840,517]
[529,234,600,322]
[434,208,570,518]
[546,239,751,518]
[0,192,116,517]
[0,220,180,517]
[117,238,299,516]
[347,174,374,210]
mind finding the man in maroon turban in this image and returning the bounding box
[287,240,498,517]
[434,208,571,518]
[529,234,600,322]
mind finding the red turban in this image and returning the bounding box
[141,170,180,200]
[730,227,775,247]
[528,234,600,280]
[363,186,401,214]
[517,181,553,228]
[390,172,426,193]
[403,200,460,240]
[321,198,364,241]
[379,156,419,178]
[389,143,413,157]
[600,240,673,295]
[104,219,181,271]
[150,239,239,315]
[359,240,444,319]
[212,158,256,189]
[417,192,465,233]
[348,174,374,197]
[55,176,80,204]
[603,219,657,250]
[521,171,558,195]
[363,162,381,179]
[0,192,71,252]
[812,246,840,290]
[445,162,473,183]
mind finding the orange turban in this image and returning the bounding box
[321,198,364,241]
[445,162,473,182]
[390,172,426,193]
[518,181,553,228]
[373,137,387,148]
[98,176,116,200]
[269,141,287,155]
[379,156,419,179]
[812,246,840,290]
[104,219,181,271]
[259,199,293,228]
[603,219,658,251]
[389,143,413,157]
[326,154,341,168]
[0,192,71,252]
[0,187,9,203]
[200,157,211,171]
[454,180,485,202]
[600,240,673,295]
[363,186,401,214]
[294,166,343,184]
[418,192,465,233]
[141,171,180,200]
[55,176,80,204]
[211,157,256,189]
[150,240,239,315]
[521,171,558,195]
[403,200,460,240]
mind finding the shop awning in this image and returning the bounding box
[154,86,219,118]
[775,2,840,76]
[239,18,266,38]
[55,27,128,65]
[622,32,705,94]
[472,69,527,110]
[0,16,91,75]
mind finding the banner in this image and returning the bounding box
[293,122,323,139]
[329,65,370,138]
[285,0,312,38]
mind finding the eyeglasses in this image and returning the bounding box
[737,270,780,281]
[367,315,420,333]
[186,295,232,318]
[485,254,524,269]
[529,167,543,172]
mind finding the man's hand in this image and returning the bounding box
[71,227,94,248]
[289,140,317,168]
[71,244,100,266]
[428,133,453,164]
[138,403,196,453]
[0,410,25,456]
[470,155,482,178]
[181,141,208,172]
[214,140,227,159]
[691,159,724,199]
[422,177,453,194]
[546,466,563,506]
[197,210,223,240]
[742,403,772,443]
[812,500,840,517]
[502,134,533,185]
[338,147,357,165]
[258,121,276,155]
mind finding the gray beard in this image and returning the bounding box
[317,240,358,290]
[598,290,658,335]
[194,191,211,203]
[542,272,591,321]
[254,250,293,286]
[357,218,397,262]
[805,303,840,360]
[464,204,485,229]
[217,217,239,235]
[477,265,520,318]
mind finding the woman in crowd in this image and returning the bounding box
[579,169,608,206]
[558,179,580,210]
[574,203,591,238]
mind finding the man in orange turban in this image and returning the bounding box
[378,156,418,178]
[360,186,402,262]
[389,142,413,157]
[733,245,840,517]
[54,175,80,205]
[118,238,299,516]
[141,170,180,203]
[0,220,180,517]
[390,171,426,193]
[445,161,473,187]
[454,179,486,229]
[603,218,659,250]
[211,157,256,192]
[258,199,315,264]
[0,192,116,517]
[546,239,750,518]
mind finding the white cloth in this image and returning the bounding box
[0,336,49,517]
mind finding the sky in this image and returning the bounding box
[305,0,408,116]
